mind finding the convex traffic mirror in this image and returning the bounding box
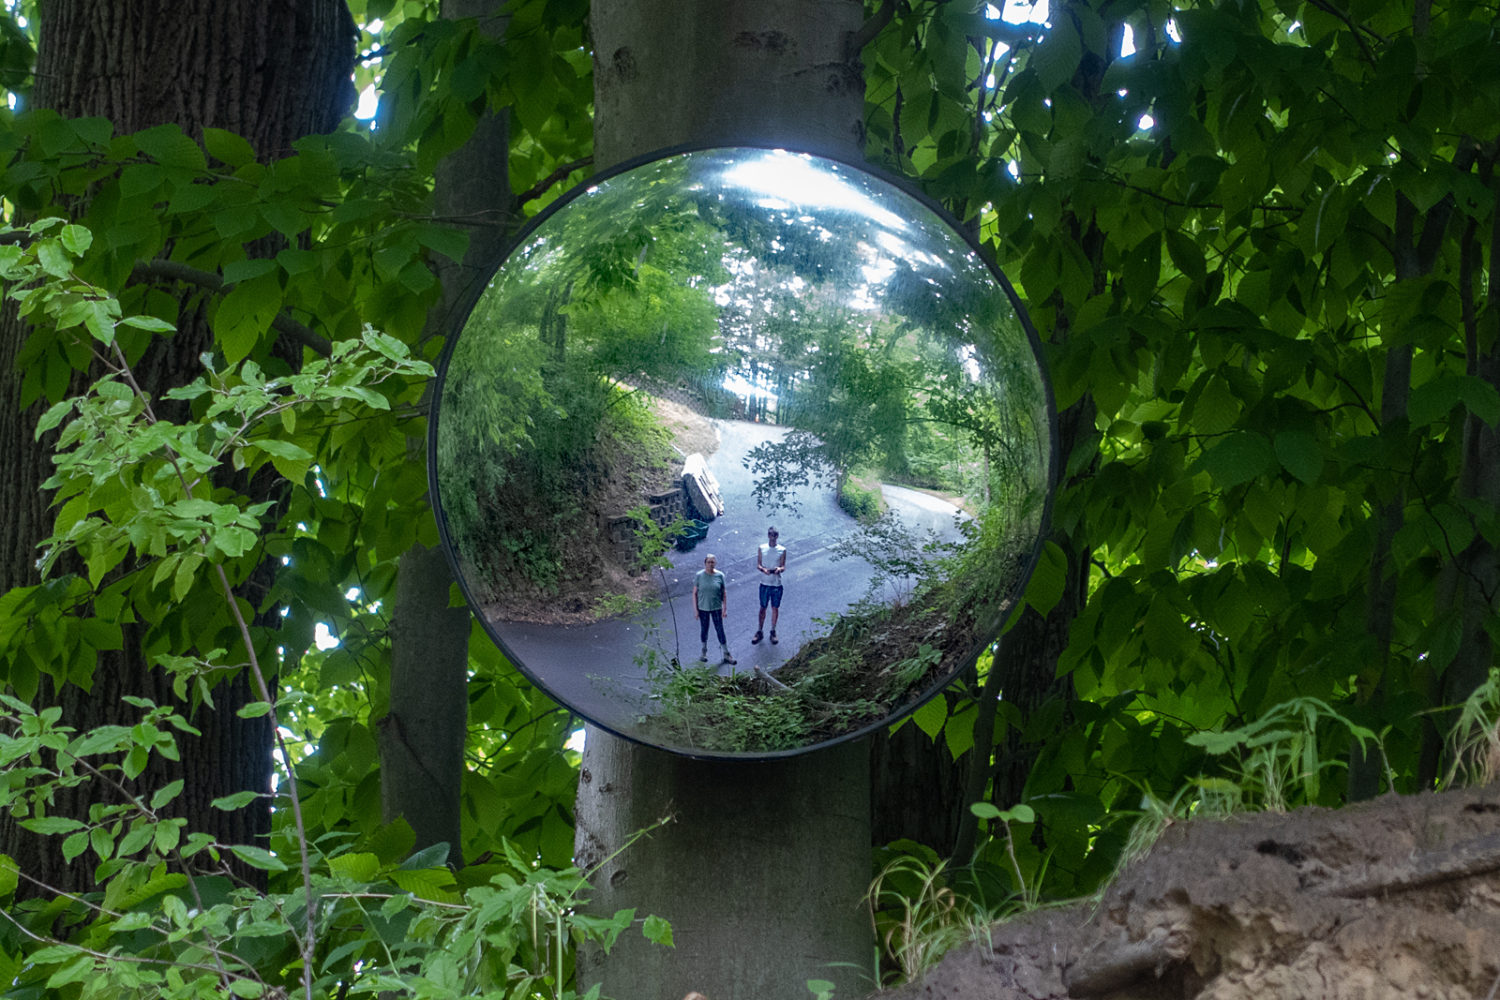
[432,146,1056,759]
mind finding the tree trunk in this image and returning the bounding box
[590,0,865,166]
[380,0,511,863]
[0,0,353,893]
[575,3,873,997]
[869,712,966,855]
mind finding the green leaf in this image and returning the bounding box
[90,824,113,860]
[169,498,224,519]
[134,123,207,171]
[1163,229,1207,286]
[247,438,313,462]
[1195,431,1275,488]
[228,844,287,872]
[235,701,273,719]
[150,779,184,810]
[944,702,976,759]
[212,272,282,365]
[969,801,1003,819]
[153,821,181,854]
[642,914,674,947]
[59,225,93,255]
[1023,540,1067,616]
[35,241,72,278]
[1410,375,1500,428]
[62,831,89,862]
[0,854,17,900]
[1004,804,1036,824]
[1274,431,1322,484]
[389,866,460,902]
[399,841,451,870]
[212,790,261,811]
[173,555,200,602]
[413,224,469,264]
[82,299,119,344]
[213,525,258,558]
[20,816,86,836]
[328,851,380,883]
[46,955,95,989]
[911,694,947,740]
[1031,18,1082,93]
[203,127,256,168]
[117,824,154,858]
[119,314,176,332]
[223,258,277,284]
[35,399,74,436]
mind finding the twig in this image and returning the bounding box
[515,157,593,206]
[1300,0,1383,64]
[749,665,866,716]
[320,891,469,910]
[129,258,332,357]
[846,0,897,60]
[1315,831,1500,898]
[0,901,263,984]
[214,559,317,1000]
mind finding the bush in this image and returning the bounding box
[837,471,886,523]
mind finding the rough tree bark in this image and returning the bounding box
[379,0,511,862]
[0,0,353,892]
[574,3,874,998]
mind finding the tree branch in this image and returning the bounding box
[129,258,332,357]
[846,0,897,62]
[516,157,594,206]
[1300,0,1382,65]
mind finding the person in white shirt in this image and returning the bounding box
[751,527,786,645]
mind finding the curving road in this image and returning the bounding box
[494,418,964,743]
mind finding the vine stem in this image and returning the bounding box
[107,339,319,1000]
[214,559,317,1000]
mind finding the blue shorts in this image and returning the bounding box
[759,584,783,608]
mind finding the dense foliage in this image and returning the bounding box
[0,0,1496,994]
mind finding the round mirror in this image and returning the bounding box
[431,147,1056,759]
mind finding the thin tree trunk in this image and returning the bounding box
[1436,146,1500,746]
[947,0,1115,863]
[1354,155,1467,795]
[380,0,510,862]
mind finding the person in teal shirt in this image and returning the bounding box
[692,554,736,665]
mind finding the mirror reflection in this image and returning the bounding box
[432,148,1054,758]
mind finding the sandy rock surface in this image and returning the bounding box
[874,786,1500,999]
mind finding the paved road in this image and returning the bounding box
[495,418,964,745]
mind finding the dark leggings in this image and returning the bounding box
[698,609,726,645]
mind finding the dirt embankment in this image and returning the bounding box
[874,785,1500,1000]
[484,394,718,626]
[654,394,719,460]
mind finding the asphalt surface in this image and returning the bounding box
[494,418,964,747]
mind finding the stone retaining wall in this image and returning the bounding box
[605,484,687,559]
